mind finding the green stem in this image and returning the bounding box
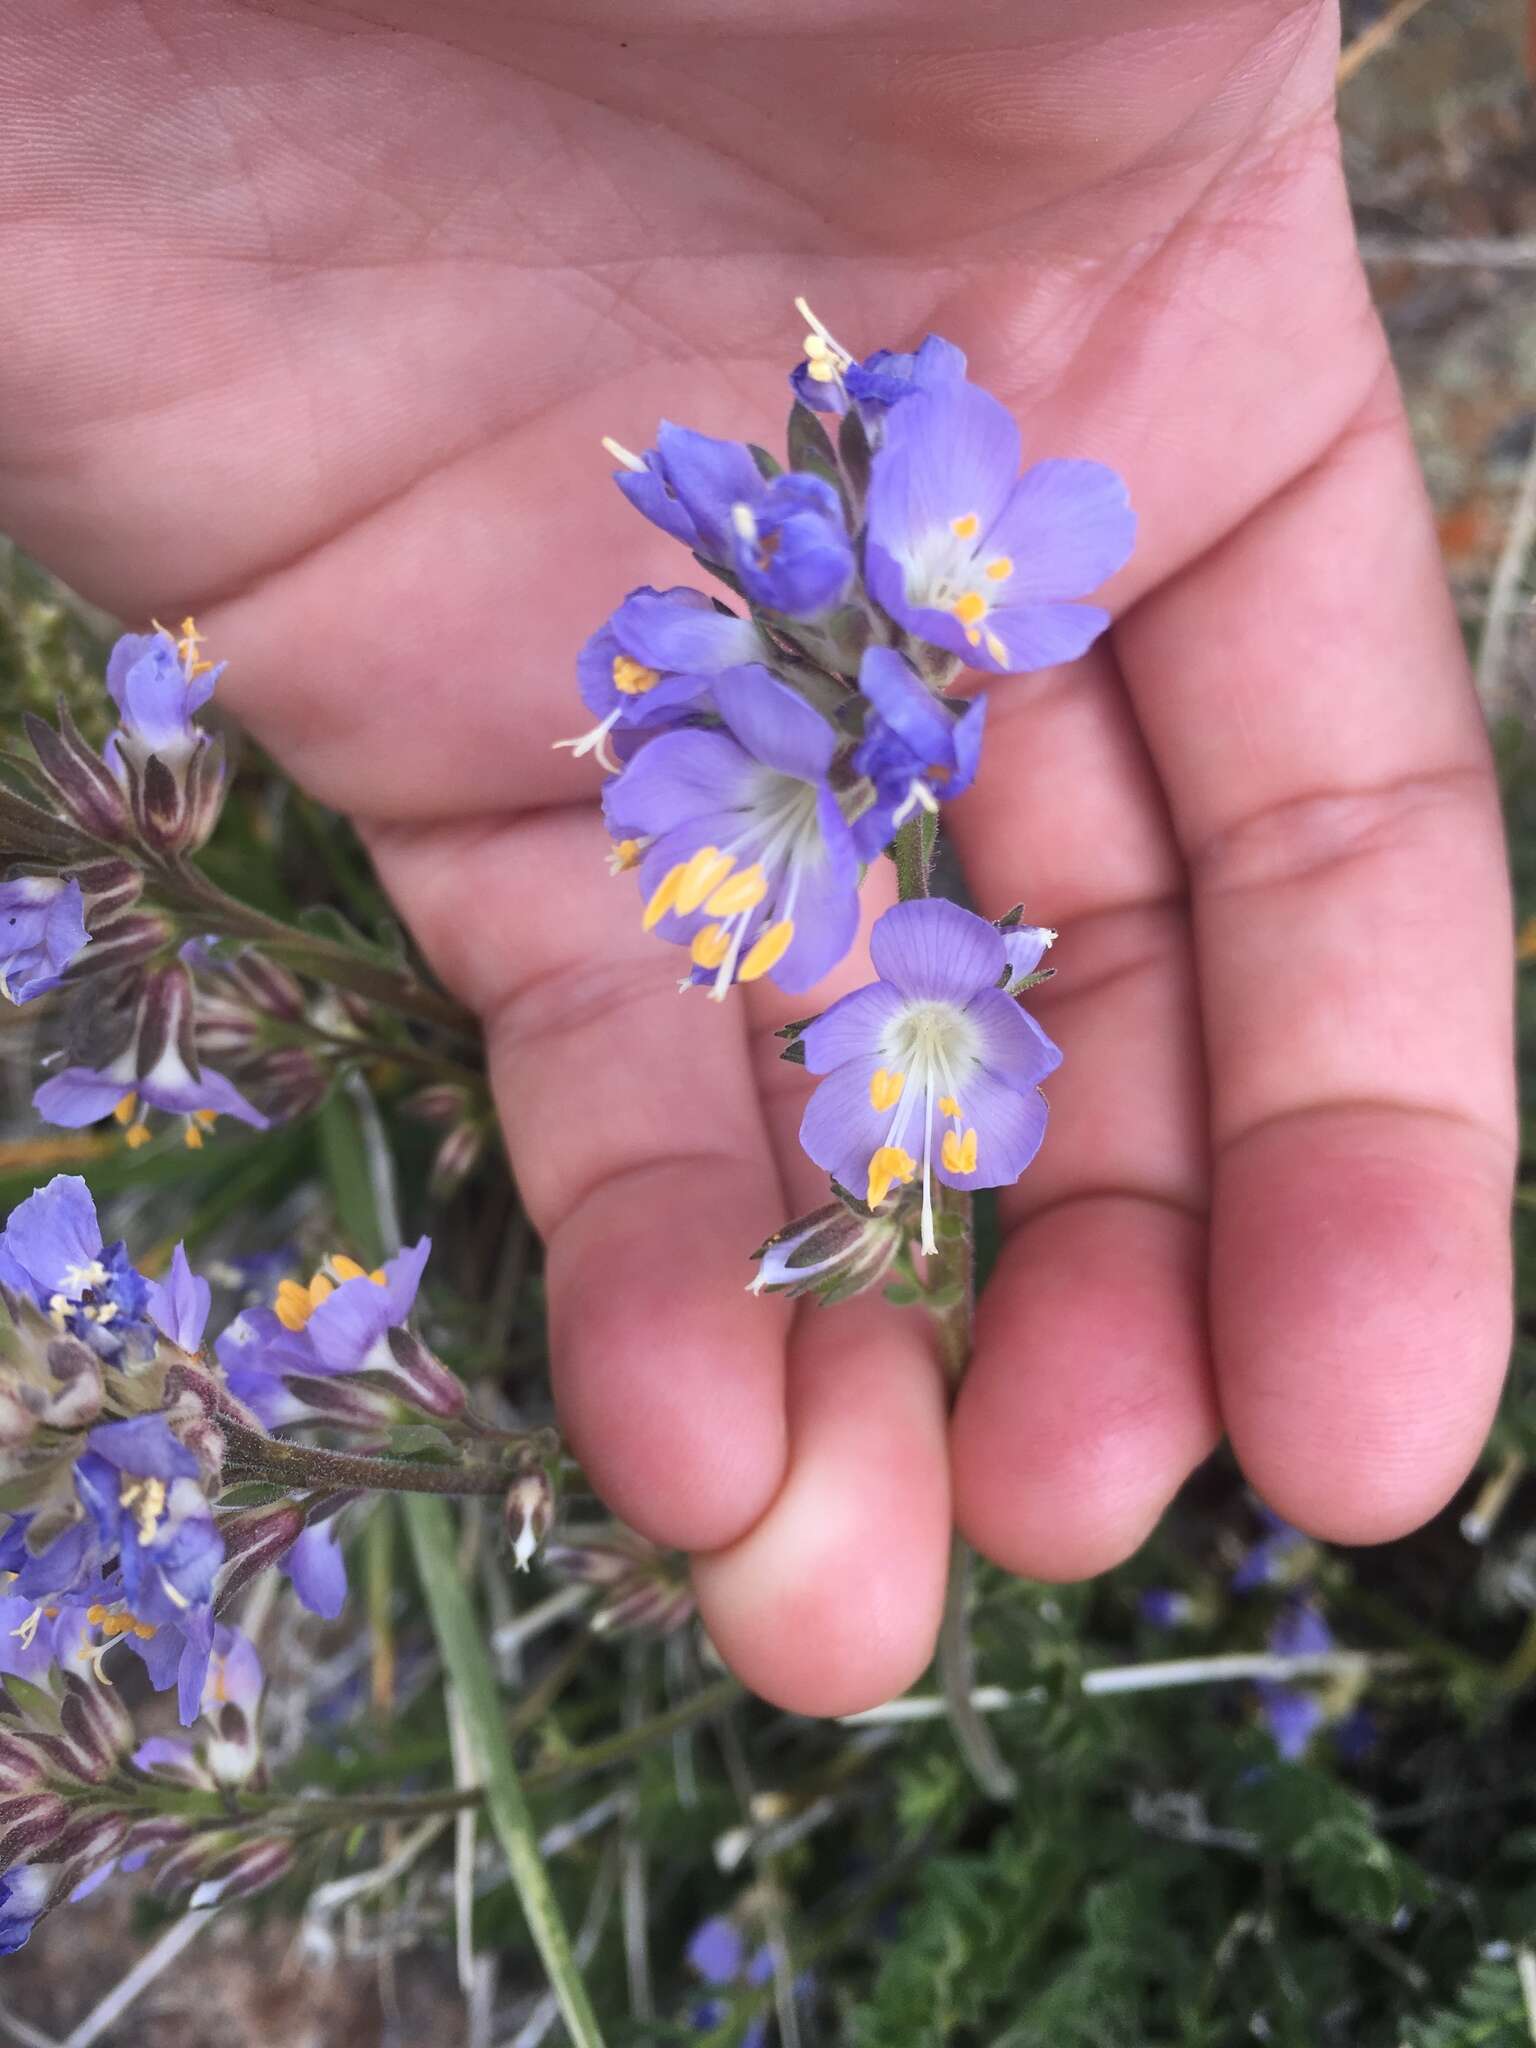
[404,1492,605,2048]
[153,857,474,1035]
[936,1534,1018,1802]
[891,810,931,901]
[220,1419,517,1500]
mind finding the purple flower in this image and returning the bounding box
[282,1520,347,1620]
[729,473,854,619]
[606,424,765,561]
[0,875,89,1004]
[0,1863,51,1955]
[558,585,763,773]
[1256,1682,1326,1761]
[215,1240,432,1428]
[73,1417,222,1634]
[1268,1599,1333,1661]
[604,668,860,998]
[850,646,986,856]
[686,1916,775,2048]
[792,317,967,421]
[0,1175,153,1361]
[1138,1588,1195,1630]
[1231,1509,1309,1592]
[104,624,222,775]
[33,966,269,1147]
[798,899,1061,1252]
[999,922,1056,992]
[864,379,1134,674]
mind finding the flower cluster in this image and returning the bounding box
[566,306,1131,1286]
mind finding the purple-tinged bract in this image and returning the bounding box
[799,899,1061,1253]
[864,379,1134,674]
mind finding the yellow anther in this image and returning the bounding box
[120,1473,168,1546]
[307,1273,335,1312]
[329,1255,369,1282]
[803,333,832,359]
[951,512,980,540]
[738,919,795,982]
[866,1145,917,1210]
[984,555,1013,582]
[608,838,644,874]
[86,1603,109,1627]
[369,1267,387,1285]
[939,1095,962,1119]
[869,1068,905,1111]
[113,1093,139,1127]
[942,1127,979,1175]
[125,1123,152,1150]
[806,357,837,384]
[611,654,661,696]
[691,924,732,969]
[675,847,735,916]
[193,1108,217,1127]
[643,863,686,931]
[951,591,987,627]
[704,865,768,917]
[132,1620,157,1641]
[274,1279,312,1332]
[184,1122,205,1150]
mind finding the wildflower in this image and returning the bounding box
[999,920,1057,992]
[603,667,859,998]
[0,1863,51,1955]
[1254,1600,1336,1761]
[0,876,89,1004]
[103,622,228,852]
[134,1625,265,1789]
[798,898,1061,1253]
[73,1417,222,1634]
[559,585,763,773]
[791,303,967,423]
[0,1175,154,1363]
[606,423,766,561]
[864,378,1135,673]
[749,1198,905,1304]
[33,964,269,1147]
[281,1519,347,1619]
[215,1239,445,1427]
[849,646,986,855]
[1138,1588,1197,1629]
[686,1914,775,2046]
[1231,1508,1312,1593]
[729,473,854,619]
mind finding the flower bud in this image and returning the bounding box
[379,1328,468,1420]
[0,1791,71,1869]
[213,1499,307,1606]
[405,1083,469,1127]
[749,1199,903,1304]
[57,1674,134,1779]
[504,1467,556,1572]
[62,908,171,981]
[430,1120,486,1198]
[546,1528,695,1638]
[127,732,228,855]
[23,705,130,841]
[156,1829,294,1907]
[72,859,144,922]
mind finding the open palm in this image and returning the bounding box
[0,0,1513,1713]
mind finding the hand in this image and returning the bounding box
[0,0,1513,1714]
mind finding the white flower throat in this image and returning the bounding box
[866,999,981,1254]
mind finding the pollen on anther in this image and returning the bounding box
[951,513,980,540]
[938,1094,962,1119]
[113,1093,138,1127]
[984,555,1014,582]
[866,1144,917,1210]
[611,654,661,696]
[643,864,687,931]
[942,1127,979,1175]
[125,1123,152,1150]
[691,924,731,969]
[675,847,735,916]
[951,591,987,627]
[869,1067,905,1111]
[738,919,794,982]
[704,865,767,918]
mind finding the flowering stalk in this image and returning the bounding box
[218,1418,531,1500]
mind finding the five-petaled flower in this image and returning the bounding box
[33,965,269,1149]
[799,899,1061,1253]
[865,378,1134,674]
[0,876,89,1005]
[791,303,967,425]
[604,667,860,998]
[851,646,987,856]
[0,1175,154,1362]
[558,585,763,773]
[104,621,223,777]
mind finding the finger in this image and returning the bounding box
[692,1290,951,1717]
[1116,378,1516,1541]
[367,804,793,1552]
[942,645,1219,1575]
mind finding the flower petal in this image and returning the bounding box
[963,986,1063,1091]
[613,586,761,674]
[0,1174,102,1294]
[602,729,756,841]
[799,1058,891,1195]
[868,899,1003,1002]
[984,459,1135,600]
[868,381,1021,553]
[147,1243,211,1352]
[933,1064,1048,1193]
[799,981,906,1075]
[713,668,839,783]
[983,599,1114,674]
[283,1522,348,1620]
[770,789,861,993]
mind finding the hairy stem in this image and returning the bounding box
[936,1534,1019,1801]
[220,1419,517,1499]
